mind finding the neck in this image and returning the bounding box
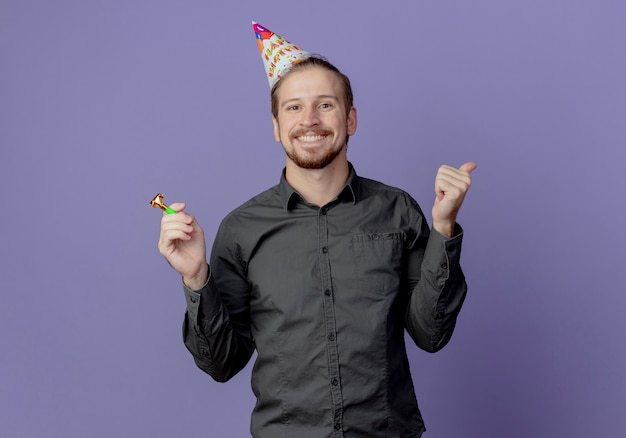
[285,157,349,207]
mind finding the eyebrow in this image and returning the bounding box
[281,95,340,106]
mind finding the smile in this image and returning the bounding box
[296,135,327,143]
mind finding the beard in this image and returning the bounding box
[283,142,345,169]
[282,128,348,170]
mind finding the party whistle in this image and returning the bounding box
[150,193,177,214]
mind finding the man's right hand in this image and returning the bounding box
[158,202,209,290]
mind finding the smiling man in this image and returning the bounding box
[157,23,476,437]
[271,60,357,206]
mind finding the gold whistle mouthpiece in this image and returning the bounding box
[150,193,176,214]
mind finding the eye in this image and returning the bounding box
[287,104,300,111]
[319,103,331,109]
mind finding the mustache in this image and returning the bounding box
[291,129,332,138]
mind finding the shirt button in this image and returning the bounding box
[190,296,197,304]
[328,334,335,341]
[334,423,341,431]
[322,247,328,254]
[441,262,448,269]
[324,289,331,296]
[332,379,339,386]
[436,311,444,319]
[321,208,327,215]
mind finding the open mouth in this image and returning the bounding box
[296,134,327,143]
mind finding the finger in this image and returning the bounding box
[161,202,186,215]
[158,224,197,256]
[435,178,466,200]
[160,214,194,242]
[160,221,192,242]
[437,164,474,179]
[435,166,471,188]
[160,230,193,245]
[434,170,472,201]
[459,162,477,173]
[161,218,194,233]
[161,210,194,228]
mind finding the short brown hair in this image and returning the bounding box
[270,56,354,119]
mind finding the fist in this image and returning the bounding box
[431,162,476,236]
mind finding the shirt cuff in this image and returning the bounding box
[423,223,464,275]
[430,222,464,241]
[182,267,224,323]
[183,283,203,325]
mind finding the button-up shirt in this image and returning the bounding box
[182,164,468,437]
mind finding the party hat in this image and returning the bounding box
[252,21,312,89]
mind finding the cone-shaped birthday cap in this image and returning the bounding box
[252,21,312,89]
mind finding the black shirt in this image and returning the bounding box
[182,164,468,437]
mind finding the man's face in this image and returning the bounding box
[272,67,357,170]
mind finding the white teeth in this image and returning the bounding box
[298,135,325,143]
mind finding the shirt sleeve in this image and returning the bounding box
[404,219,468,353]
[181,222,256,382]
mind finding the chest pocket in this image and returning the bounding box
[352,231,404,295]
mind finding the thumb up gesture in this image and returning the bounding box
[431,162,477,237]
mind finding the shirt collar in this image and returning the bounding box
[278,162,361,211]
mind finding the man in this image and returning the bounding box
[157,23,476,437]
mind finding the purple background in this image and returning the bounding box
[2,1,625,436]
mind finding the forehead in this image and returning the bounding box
[275,67,344,104]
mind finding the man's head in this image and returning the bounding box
[271,56,354,119]
[270,57,357,170]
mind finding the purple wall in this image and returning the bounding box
[2,1,625,436]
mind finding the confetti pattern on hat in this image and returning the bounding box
[252,21,311,89]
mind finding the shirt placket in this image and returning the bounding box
[318,205,344,436]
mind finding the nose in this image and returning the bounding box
[300,107,320,127]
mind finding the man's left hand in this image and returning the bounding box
[431,162,477,237]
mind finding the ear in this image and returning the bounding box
[272,116,281,142]
[346,106,357,136]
